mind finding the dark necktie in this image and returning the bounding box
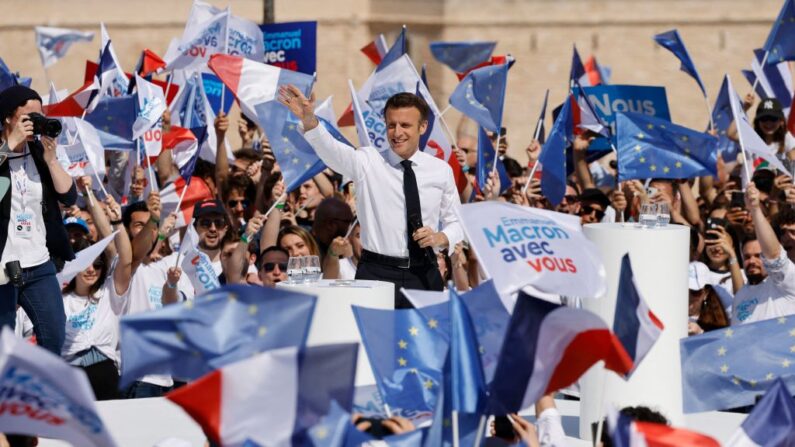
[401,159,425,260]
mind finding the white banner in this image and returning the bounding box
[56,119,105,178]
[458,201,607,299]
[179,225,220,295]
[0,327,118,446]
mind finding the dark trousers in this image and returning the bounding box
[81,359,120,401]
[0,261,65,355]
[356,259,443,309]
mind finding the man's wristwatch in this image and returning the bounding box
[727,257,737,266]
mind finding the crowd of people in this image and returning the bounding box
[0,49,794,445]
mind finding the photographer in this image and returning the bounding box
[0,86,77,355]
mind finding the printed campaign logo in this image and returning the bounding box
[180,22,223,59]
[190,253,220,293]
[482,215,577,274]
[0,365,105,433]
[260,21,317,75]
[362,82,406,152]
[68,304,98,330]
[228,28,258,58]
[138,96,163,123]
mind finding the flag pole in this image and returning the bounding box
[219,7,230,110]
[451,410,460,447]
[703,93,715,134]
[491,132,501,174]
[472,415,487,447]
[344,217,358,239]
[263,193,286,218]
[591,361,610,446]
[439,104,451,116]
[173,178,191,217]
[750,50,770,97]
[521,113,547,195]
[522,161,540,196]
[163,74,174,102]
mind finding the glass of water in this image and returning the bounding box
[656,202,671,227]
[638,203,658,228]
[303,255,322,283]
[287,257,304,284]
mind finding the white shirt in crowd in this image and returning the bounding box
[303,124,463,258]
[338,257,357,280]
[14,307,33,339]
[732,246,795,325]
[126,251,221,388]
[1,147,49,268]
[61,260,129,369]
[535,407,567,447]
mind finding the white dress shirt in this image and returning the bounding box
[303,124,463,258]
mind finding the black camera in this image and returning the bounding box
[25,112,62,138]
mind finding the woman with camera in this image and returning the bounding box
[0,85,77,355]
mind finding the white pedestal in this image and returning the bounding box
[579,223,689,440]
[276,279,394,386]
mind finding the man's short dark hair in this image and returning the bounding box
[122,201,149,231]
[773,207,795,239]
[383,92,430,123]
[256,246,289,270]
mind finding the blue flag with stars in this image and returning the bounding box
[119,284,317,388]
[84,94,136,150]
[476,126,510,194]
[615,112,718,182]
[654,29,706,97]
[449,287,487,413]
[681,316,795,413]
[352,306,449,416]
[449,61,509,133]
[422,360,481,447]
[429,41,496,74]
[711,76,740,159]
[763,0,795,65]
[538,95,573,206]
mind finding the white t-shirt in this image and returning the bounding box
[732,247,795,325]
[338,257,357,280]
[61,269,129,368]
[535,408,567,447]
[1,149,49,268]
[14,308,33,339]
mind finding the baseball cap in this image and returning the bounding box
[63,216,89,234]
[755,98,785,121]
[192,198,226,220]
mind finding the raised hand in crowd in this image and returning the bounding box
[742,92,755,111]
[238,116,256,149]
[705,225,744,293]
[329,236,353,259]
[162,266,183,305]
[610,188,628,216]
[526,139,541,166]
[278,85,317,130]
[482,170,501,201]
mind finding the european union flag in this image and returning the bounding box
[84,94,136,150]
[476,126,510,194]
[763,0,795,64]
[449,288,487,413]
[256,69,326,192]
[711,76,740,159]
[654,29,706,97]
[539,95,573,206]
[731,378,795,446]
[119,284,317,388]
[681,316,795,413]
[429,41,496,74]
[422,364,481,447]
[449,61,509,133]
[615,112,717,182]
[300,400,350,447]
[352,306,448,415]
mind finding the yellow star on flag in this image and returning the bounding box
[398,357,407,367]
[783,359,792,368]
[424,379,434,389]
[287,124,296,131]
[750,379,758,387]
[650,165,657,172]
[720,364,729,374]
[428,319,438,329]
[724,328,734,338]
[675,161,683,168]
[681,136,689,142]
[410,368,418,374]
[779,317,788,324]
[646,124,654,130]
[639,157,646,163]
[766,373,775,381]
[662,166,670,174]
[184,300,194,309]
[790,345,795,353]
[789,328,795,337]
[637,133,645,139]
[258,326,268,337]
[634,145,642,152]
[398,339,408,349]
[282,137,289,143]
[248,305,258,315]
[717,346,727,356]
[409,326,419,336]
[314,426,328,439]
[732,377,740,385]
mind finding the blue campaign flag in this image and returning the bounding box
[352,306,448,415]
[680,317,795,413]
[653,29,706,97]
[539,95,573,206]
[763,0,795,64]
[449,288,487,413]
[421,365,481,447]
[84,94,136,150]
[449,61,509,133]
[416,82,435,151]
[260,21,317,75]
[712,76,741,158]
[615,112,718,182]
[179,126,207,181]
[201,73,234,116]
[300,400,351,447]
[429,41,496,73]
[731,378,795,446]
[376,26,407,72]
[476,126,511,195]
[119,284,316,388]
[256,69,326,192]
[570,45,586,86]
[420,64,428,89]
[534,89,550,144]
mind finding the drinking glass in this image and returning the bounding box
[656,202,671,227]
[638,203,657,228]
[303,255,322,283]
[287,257,304,284]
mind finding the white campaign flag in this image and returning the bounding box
[56,119,106,178]
[179,225,220,295]
[0,327,118,446]
[34,26,94,68]
[166,1,229,71]
[133,74,167,156]
[458,201,607,298]
[226,14,265,62]
[727,74,790,176]
[348,80,373,147]
[99,23,129,97]
[56,231,118,288]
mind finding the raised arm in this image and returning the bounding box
[214,113,231,196]
[79,176,116,259]
[746,183,781,260]
[106,196,133,295]
[227,213,264,284]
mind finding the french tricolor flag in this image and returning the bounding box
[613,254,664,377]
[488,291,634,414]
[159,176,212,228]
[167,344,358,447]
[607,406,720,447]
[726,378,795,447]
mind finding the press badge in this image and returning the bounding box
[14,212,34,238]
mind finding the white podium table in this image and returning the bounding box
[276,279,394,386]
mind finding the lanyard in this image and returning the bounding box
[12,146,29,213]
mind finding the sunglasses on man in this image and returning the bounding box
[228,199,250,208]
[198,218,227,229]
[579,204,605,220]
[261,262,287,272]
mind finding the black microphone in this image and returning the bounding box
[409,213,437,265]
